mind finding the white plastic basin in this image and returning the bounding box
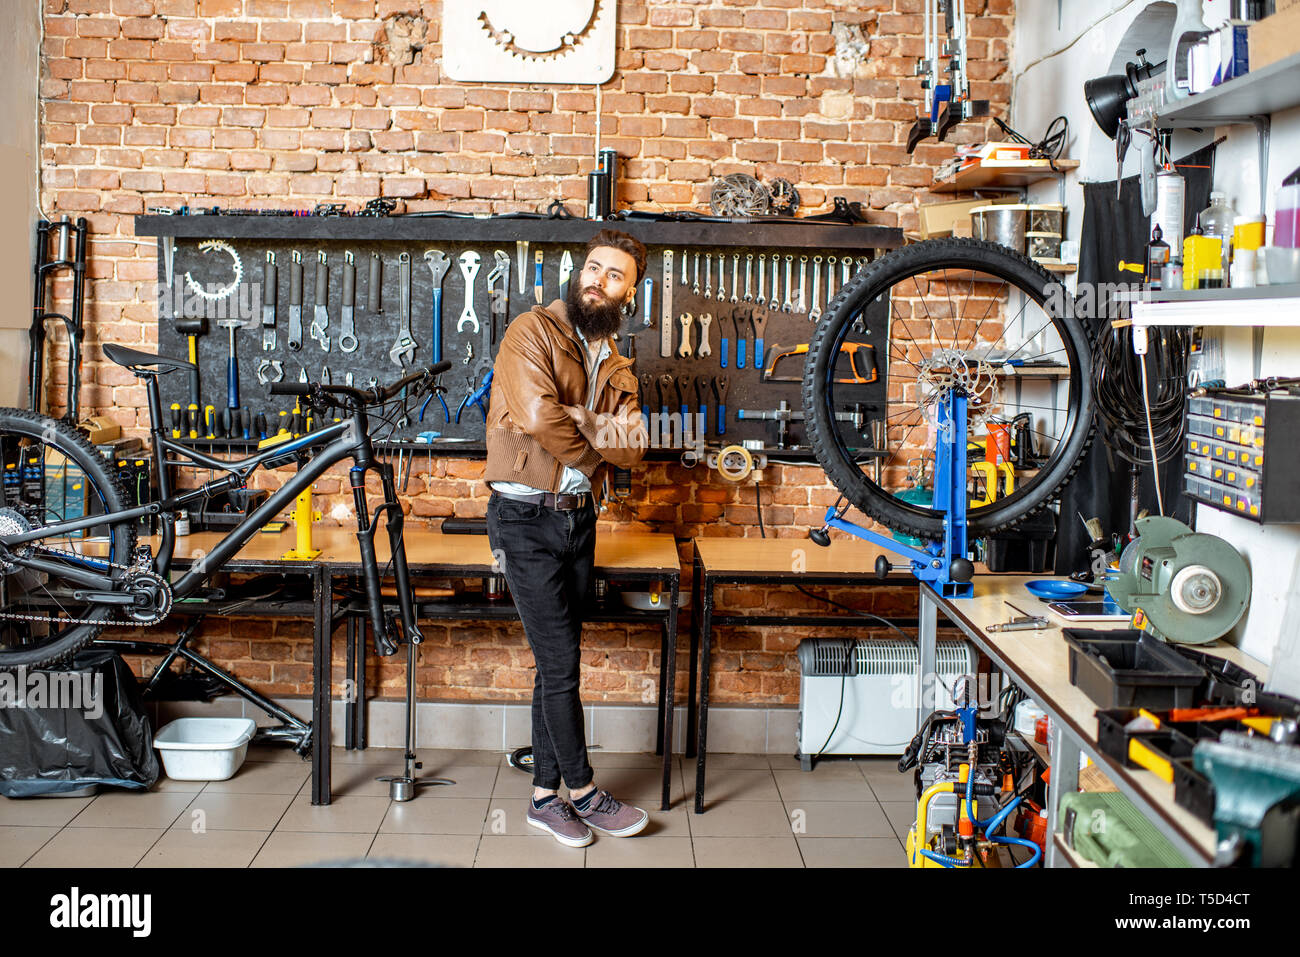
[153,717,257,781]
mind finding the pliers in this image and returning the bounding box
[419,382,451,424]
[456,360,493,424]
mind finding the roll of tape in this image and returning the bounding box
[716,444,755,482]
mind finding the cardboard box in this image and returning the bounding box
[77,415,120,444]
[1248,4,1300,71]
[918,196,1014,239]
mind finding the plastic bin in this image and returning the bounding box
[1064,629,1205,710]
[153,717,257,781]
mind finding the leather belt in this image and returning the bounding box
[494,489,592,511]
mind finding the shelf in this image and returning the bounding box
[1156,50,1300,128]
[1130,283,1300,327]
[931,159,1080,194]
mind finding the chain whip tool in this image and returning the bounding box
[261,251,277,350]
[310,251,330,351]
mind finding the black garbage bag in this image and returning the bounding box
[0,649,159,797]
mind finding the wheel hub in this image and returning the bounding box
[916,349,1000,425]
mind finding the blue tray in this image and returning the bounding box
[1025,579,1089,600]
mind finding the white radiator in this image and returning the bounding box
[796,638,975,765]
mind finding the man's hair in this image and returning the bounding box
[586,229,647,284]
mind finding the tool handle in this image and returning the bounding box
[342,260,355,307]
[718,404,726,435]
[431,289,443,364]
[534,260,544,294]
[368,253,381,312]
[315,258,328,304]
[721,336,729,369]
[187,366,201,409]
[264,261,277,306]
[700,405,708,436]
[755,337,765,372]
[737,338,746,369]
[290,259,302,304]
[227,354,239,408]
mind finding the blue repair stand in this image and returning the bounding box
[817,390,974,598]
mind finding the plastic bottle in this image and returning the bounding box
[1198,191,1236,273]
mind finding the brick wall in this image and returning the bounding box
[39,0,1013,706]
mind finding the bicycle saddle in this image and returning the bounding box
[103,343,196,374]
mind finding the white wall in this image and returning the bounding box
[1013,1,1300,669]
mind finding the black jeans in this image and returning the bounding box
[486,492,597,791]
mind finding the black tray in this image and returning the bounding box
[1065,629,1205,710]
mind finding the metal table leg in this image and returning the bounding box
[312,564,333,806]
[685,552,702,758]
[1045,723,1081,868]
[918,586,938,732]
[693,569,715,813]
[660,572,679,811]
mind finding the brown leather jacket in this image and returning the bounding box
[484,299,647,493]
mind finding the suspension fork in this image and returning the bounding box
[350,460,423,655]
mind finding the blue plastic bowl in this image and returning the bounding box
[1024,579,1089,600]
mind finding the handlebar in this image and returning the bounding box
[269,360,453,407]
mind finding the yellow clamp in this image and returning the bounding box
[282,485,322,560]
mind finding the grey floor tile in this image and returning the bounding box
[863,770,919,803]
[379,797,491,836]
[589,750,668,769]
[691,768,780,803]
[0,796,94,828]
[173,792,295,831]
[329,746,410,766]
[149,776,207,793]
[250,831,376,868]
[881,802,918,842]
[474,834,585,867]
[586,836,694,868]
[369,833,479,868]
[767,755,870,777]
[586,765,686,805]
[687,801,797,838]
[321,762,400,798]
[138,829,270,868]
[692,836,803,868]
[798,837,906,868]
[0,826,60,866]
[773,770,875,804]
[242,743,307,764]
[203,760,310,795]
[781,801,895,838]
[25,827,165,868]
[697,752,773,771]
[276,793,391,834]
[396,765,498,799]
[70,791,194,829]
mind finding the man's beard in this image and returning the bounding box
[566,282,625,340]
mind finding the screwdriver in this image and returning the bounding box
[278,410,289,435]
[241,408,252,439]
[255,412,268,440]
[204,404,216,439]
[170,403,182,439]
[187,403,200,439]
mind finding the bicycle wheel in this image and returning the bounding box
[802,239,1094,540]
[0,408,136,669]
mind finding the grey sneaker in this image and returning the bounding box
[574,789,649,837]
[526,798,593,847]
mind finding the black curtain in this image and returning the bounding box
[1053,142,1216,573]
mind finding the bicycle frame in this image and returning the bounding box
[2,369,425,654]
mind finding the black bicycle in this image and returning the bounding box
[0,345,451,679]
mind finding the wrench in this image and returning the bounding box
[457,251,481,333]
[797,255,808,313]
[661,251,674,358]
[756,253,765,305]
[515,240,528,295]
[730,254,739,304]
[287,250,303,352]
[715,253,725,301]
[782,255,794,313]
[704,255,712,300]
[695,375,711,437]
[388,252,415,367]
[424,249,451,364]
[692,253,700,295]
[256,358,283,384]
[744,254,753,302]
[678,313,693,358]
[713,375,729,436]
[680,249,687,285]
[697,313,712,358]
[809,256,823,323]
[310,251,330,351]
[768,254,781,312]
[642,276,653,326]
[338,250,358,353]
[486,249,510,346]
[261,252,277,351]
[676,374,693,443]
[827,256,839,303]
[719,311,730,368]
[657,373,673,446]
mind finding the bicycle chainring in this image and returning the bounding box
[123,567,173,625]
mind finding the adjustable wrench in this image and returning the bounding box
[809,256,823,323]
[768,254,781,311]
[310,251,330,351]
[782,255,794,313]
[661,251,674,357]
[424,249,450,364]
[457,250,481,333]
[388,252,416,367]
[744,254,754,302]
[262,252,277,351]
[678,313,693,358]
[715,253,725,301]
[486,249,509,346]
[697,313,712,358]
[338,251,358,353]
[287,250,303,352]
[730,254,739,304]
